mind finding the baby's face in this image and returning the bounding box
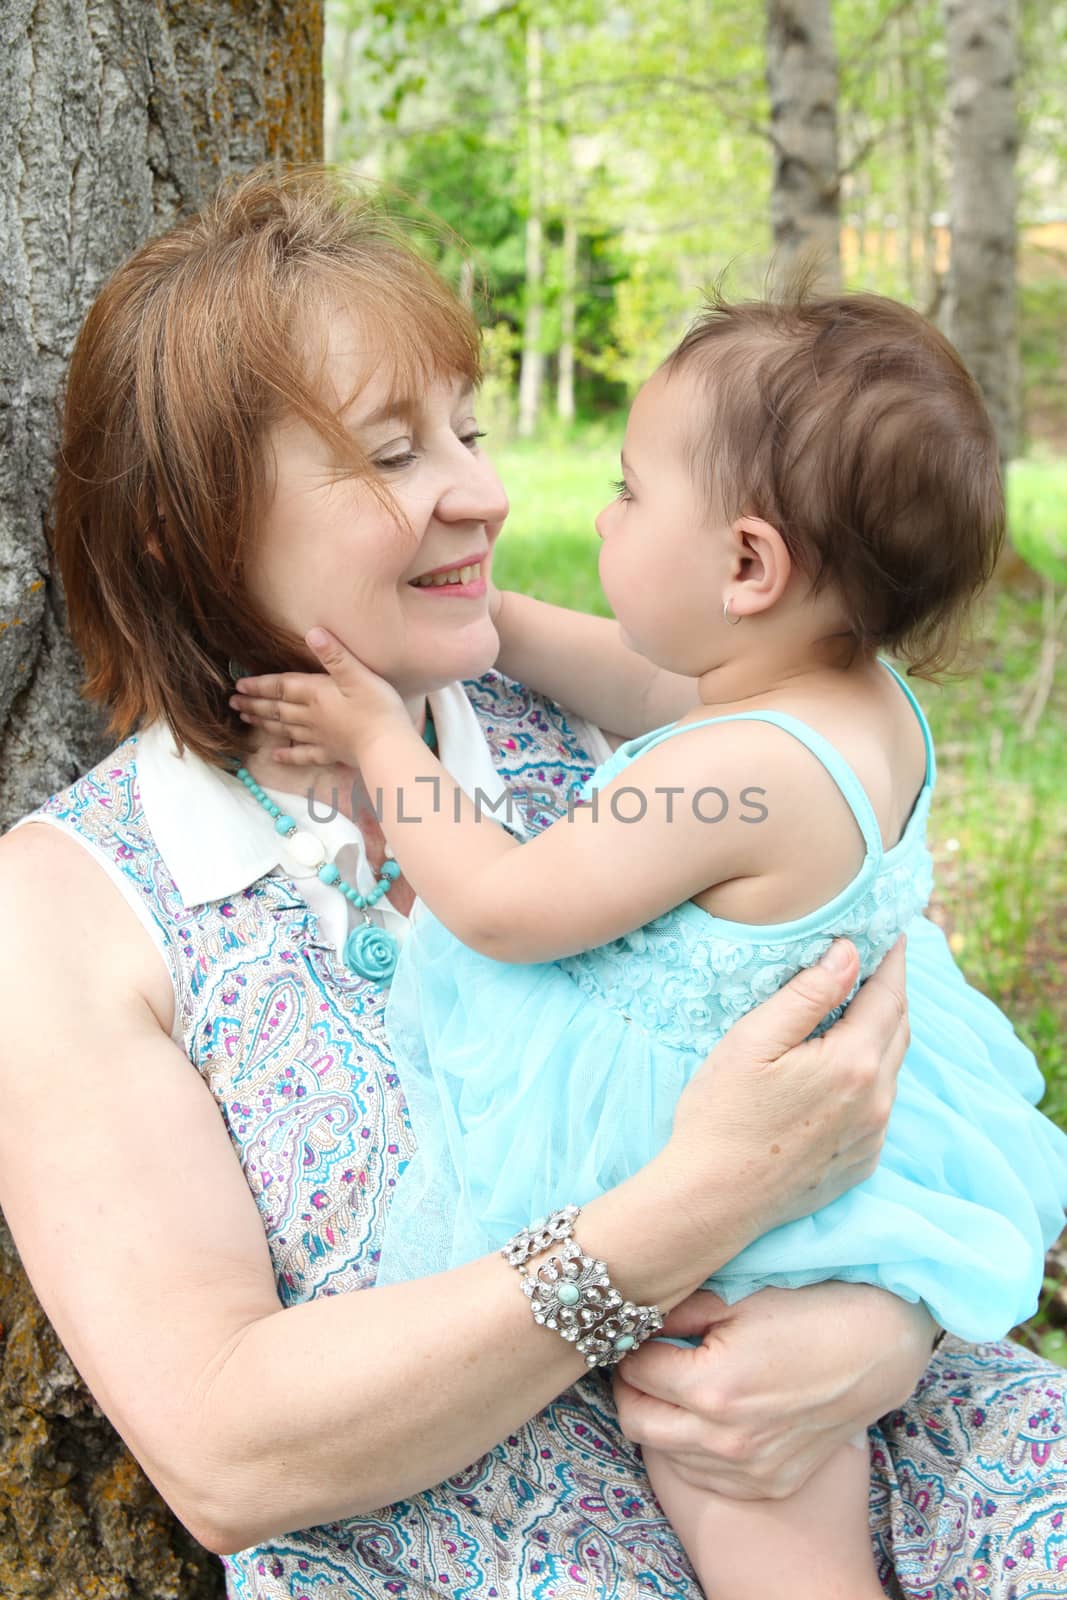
[595,366,732,676]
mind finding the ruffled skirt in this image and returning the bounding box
[376,911,1067,1342]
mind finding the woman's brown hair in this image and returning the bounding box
[666,287,1005,677]
[52,165,481,767]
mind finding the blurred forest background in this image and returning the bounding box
[325,0,1067,1350]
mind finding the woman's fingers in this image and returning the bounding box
[658,1289,732,1342]
[614,1373,785,1498]
[717,938,860,1067]
[665,937,911,1239]
[615,1338,707,1411]
[831,936,909,1084]
[612,1369,704,1452]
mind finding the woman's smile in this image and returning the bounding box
[409,552,489,597]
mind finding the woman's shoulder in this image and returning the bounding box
[0,735,176,1037]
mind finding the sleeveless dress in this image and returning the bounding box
[10,669,1067,1599]
[377,662,1067,1344]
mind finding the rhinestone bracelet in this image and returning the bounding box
[501,1205,663,1368]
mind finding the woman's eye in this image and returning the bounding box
[375,451,418,470]
[460,429,487,450]
[612,478,632,501]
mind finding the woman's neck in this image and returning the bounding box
[240,692,431,825]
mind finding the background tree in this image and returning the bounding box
[518,13,546,435]
[943,0,1020,463]
[0,3,323,1595]
[766,0,843,289]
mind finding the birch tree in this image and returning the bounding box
[517,14,546,437]
[766,0,842,290]
[943,0,1020,462]
[0,4,323,1594]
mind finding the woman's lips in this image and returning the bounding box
[409,557,487,598]
[410,574,487,598]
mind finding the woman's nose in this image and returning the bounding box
[437,450,509,527]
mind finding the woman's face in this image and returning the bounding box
[248,316,509,707]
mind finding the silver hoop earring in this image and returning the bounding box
[723,597,741,627]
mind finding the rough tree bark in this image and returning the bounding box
[0,3,322,1595]
[765,0,842,292]
[943,0,1020,463]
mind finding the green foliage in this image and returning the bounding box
[385,129,527,316]
[325,0,1067,428]
[1008,457,1067,586]
[1020,279,1067,455]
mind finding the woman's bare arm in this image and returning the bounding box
[0,824,901,1555]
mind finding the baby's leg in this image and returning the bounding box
[644,1433,885,1600]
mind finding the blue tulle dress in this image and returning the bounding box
[377,662,1067,1341]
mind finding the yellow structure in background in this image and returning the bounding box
[841,220,1067,283]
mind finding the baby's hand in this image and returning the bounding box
[230,628,407,766]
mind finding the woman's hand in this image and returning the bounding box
[658,937,908,1251]
[613,1282,935,1500]
[230,628,409,766]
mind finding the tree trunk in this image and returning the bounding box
[896,10,919,301]
[517,17,544,439]
[556,208,578,424]
[0,4,322,1595]
[765,0,842,292]
[325,12,357,161]
[917,34,942,316]
[943,0,1019,463]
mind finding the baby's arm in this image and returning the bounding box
[231,634,780,963]
[493,588,700,737]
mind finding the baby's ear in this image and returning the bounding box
[728,516,791,617]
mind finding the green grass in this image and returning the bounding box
[494,434,1067,1358]
[1008,456,1067,586]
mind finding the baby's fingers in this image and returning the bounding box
[233,671,317,703]
[271,742,330,767]
[231,693,305,727]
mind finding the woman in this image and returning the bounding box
[0,168,1061,1598]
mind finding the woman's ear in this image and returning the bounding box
[726,515,792,620]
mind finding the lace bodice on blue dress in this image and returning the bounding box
[377,662,1067,1344]
[561,663,935,1053]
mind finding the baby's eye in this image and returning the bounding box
[460,429,487,450]
[612,478,632,501]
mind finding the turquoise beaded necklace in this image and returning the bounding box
[230,709,436,985]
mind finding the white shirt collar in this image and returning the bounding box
[136,681,508,908]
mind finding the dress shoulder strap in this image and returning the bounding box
[626,708,887,865]
[594,657,938,865]
[877,658,937,788]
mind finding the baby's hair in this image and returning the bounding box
[52,165,481,768]
[664,283,1005,678]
